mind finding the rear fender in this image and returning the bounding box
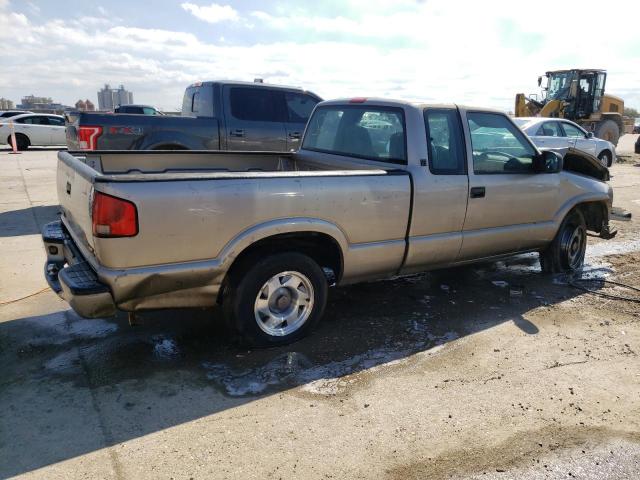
[216,218,349,270]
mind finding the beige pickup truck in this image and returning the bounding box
[43,98,615,346]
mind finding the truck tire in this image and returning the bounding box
[594,119,620,146]
[540,209,587,274]
[222,252,328,346]
[8,133,30,151]
[597,150,612,167]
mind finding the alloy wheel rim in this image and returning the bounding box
[254,271,314,336]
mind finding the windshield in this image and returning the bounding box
[546,71,576,101]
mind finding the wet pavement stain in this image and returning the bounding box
[3,252,626,401]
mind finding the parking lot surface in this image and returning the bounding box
[1,144,639,479]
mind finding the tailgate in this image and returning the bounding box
[57,151,97,250]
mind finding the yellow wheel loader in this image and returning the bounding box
[515,69,624,145]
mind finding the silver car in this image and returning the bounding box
[514,117,616,167]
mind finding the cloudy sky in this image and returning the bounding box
[1,0,639,111]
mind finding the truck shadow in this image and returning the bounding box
[0,254,608,478]
[0,205,60,236]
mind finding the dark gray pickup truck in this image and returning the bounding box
[65,81,322,151]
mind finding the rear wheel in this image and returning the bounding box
[222,252,328,346]
[540,209,587,274]
[597,150,612,168]
[594,119,620,146]
[8,133,30,151]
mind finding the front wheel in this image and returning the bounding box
[222,252,328,346]
[540,209,587,274]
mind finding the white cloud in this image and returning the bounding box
[181,2,239,24]
[0,0,638,112]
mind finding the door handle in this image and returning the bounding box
[230,129,245,137]
[470,186,485,198]
[288,132,301,140]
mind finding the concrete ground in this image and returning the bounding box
[1,142,639,479]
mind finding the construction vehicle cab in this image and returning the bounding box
[516,69,624,145]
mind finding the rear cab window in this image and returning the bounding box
[424,109,466,175]
[302,105,407,164]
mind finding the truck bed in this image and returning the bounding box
[70,150,390,177]
[65,112,220,150]
[57,151,411,289]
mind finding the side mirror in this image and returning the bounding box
[586,132,594,138]
[533,150,563,173]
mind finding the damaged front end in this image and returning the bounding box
[559,147,610,182]
[542,147,622,240]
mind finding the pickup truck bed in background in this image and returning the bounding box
[65,81,321,152]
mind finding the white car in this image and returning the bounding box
[514,117,616,167]
[0,113,66,150]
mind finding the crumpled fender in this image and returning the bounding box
[541,147,609,181]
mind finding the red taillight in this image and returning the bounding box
[92,192,138,237]
[349,97,367,103]
[77,126,102,150]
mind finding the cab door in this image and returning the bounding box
[222,85,287,151]
[458,111,560,260]
[400,107,469,273]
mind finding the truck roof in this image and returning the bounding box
[191,80,316,95]
[318,97,506,114]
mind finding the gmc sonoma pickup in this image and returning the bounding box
[43,98,615,346]
[66,81,322,152]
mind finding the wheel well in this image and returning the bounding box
[219,232,343,301]
[8,133,29,143]
[574,202,607,233]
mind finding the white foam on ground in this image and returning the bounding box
[152,337,180,360]
[587,239,640,259]
[203,331,460,397]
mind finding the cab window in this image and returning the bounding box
[561,122,585,138]
[19,116,49,125]
[536,121,562,137]
[467,112,536,174]
[303,105,406,164]
[424,109,466,175]
[229,87,281,122]
[47,116,65,126]
[285,92,318,123]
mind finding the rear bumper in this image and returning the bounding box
[42,220,117,318]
